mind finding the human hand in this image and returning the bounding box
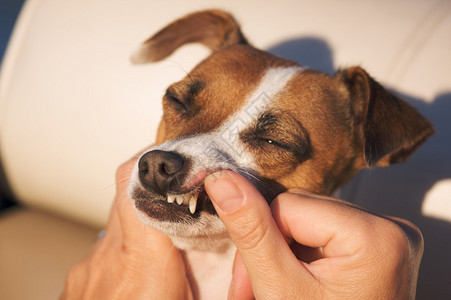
[204,171,423,300]
[60,157,193,300]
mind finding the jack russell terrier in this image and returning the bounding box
[127,10,434,299]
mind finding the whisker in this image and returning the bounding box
[102,174,133,191]
[204,231,215,249]
[165,59,192,82]
[102,182,117,191]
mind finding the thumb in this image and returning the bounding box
[204,171,308,299]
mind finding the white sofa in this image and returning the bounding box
[1,0,450,298]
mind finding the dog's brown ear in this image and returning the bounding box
[340,67,435,167]
[131,10,248,64]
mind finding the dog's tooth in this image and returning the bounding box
[189,195,197,214]
[176,196,183,205]
[167,195,175,203]
[183,194,190,205]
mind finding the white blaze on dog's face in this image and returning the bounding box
[127,10,434,250]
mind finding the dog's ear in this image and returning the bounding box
[339,66,435,167]
[131,10,248,64]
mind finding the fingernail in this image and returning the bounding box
[205,171,244,213]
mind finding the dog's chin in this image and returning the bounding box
[129,185,230,250]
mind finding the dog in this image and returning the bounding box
[127,10,434,299]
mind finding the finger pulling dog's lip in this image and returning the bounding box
[181,169,223,191]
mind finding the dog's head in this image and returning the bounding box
[127,10,434,250]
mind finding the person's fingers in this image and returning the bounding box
[60,255,90,300]
[204,171,316,298]
[113,158,143,233]
[100,157,137,245]
[387,216,424,255]
[270,192,370,258]
[271,191,409,261]
[271,190,420,299]
[228,252,253,300]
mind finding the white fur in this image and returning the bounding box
[185,242,236,299]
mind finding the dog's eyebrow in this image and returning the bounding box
[256,112,277,128]
[186,80,205,98]
[166,80,205,98]
[165,80,205,116]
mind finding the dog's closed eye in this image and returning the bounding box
[164,90,188,113]
[262,138,280,146]
[243,112,311,160]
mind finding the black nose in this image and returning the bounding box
[138,150,186,195]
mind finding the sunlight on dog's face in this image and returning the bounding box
[127,10,434,251]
